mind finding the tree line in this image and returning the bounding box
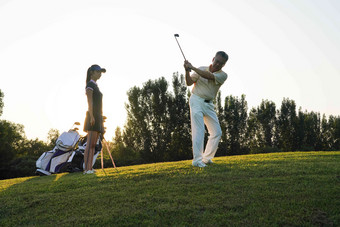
[109,73,340,165]
[1,73,339,179]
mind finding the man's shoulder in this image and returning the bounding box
[198,66,209,71]
[214,70,228,84]
[214,70,227,77]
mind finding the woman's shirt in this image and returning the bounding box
[86,80,103,116]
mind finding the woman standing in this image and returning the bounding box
[83,64,106,174]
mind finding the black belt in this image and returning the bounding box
[204,99,212,103]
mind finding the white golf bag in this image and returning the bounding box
[36,129,80,176]
[35,130,101,176]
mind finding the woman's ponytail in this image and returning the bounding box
[86,67,92,85]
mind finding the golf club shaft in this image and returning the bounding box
[174,37,187,61]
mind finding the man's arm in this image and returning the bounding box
[185,69,194,86]
[184,61,194,86]
[191,67,215,81]
[185,60,215,82]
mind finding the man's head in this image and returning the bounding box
[211,51,228,72]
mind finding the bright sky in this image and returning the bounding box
[1,0,339,141]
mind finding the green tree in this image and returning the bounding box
[111,127,140,166]
[276,98,298,152]
[334,116,340,150]
[124,85,150,162]
[303,111,321,151]
[0,120,26,179]
[223,94,248,155]
[246,99,278,153]
[123,73,194,163]
[113,126,124,146]
[168,72,192,161]
[124,77,172,162]
[216,91,227,156]
[16,138,50,158]
[320,114,332,150]
[296,108,306,150]
[328,115,340,150]
[0,120,25,164]
[297,109,324,151]
[0,89,4,117]
[257,100,277,147]
[246,107,265,153]
[47,129,60,150]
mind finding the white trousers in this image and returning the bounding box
[189,94,222,164]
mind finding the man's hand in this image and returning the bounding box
[184,60,192,72]
[184,60,194,86]
[184,60,193,70]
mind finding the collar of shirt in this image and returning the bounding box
[208,65,222,73]
[90,79,98,86]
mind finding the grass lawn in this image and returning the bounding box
[0,151,339,226]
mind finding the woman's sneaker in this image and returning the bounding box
[83,170,94,174]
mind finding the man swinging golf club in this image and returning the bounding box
[184,51,229,167]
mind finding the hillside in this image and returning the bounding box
[0,151,339,226]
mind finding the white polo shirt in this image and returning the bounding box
[191,66,228,100]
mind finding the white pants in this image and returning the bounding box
[189,94,222,164]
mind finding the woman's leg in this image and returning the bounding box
[88,131,99,171]
[84,131,99,171]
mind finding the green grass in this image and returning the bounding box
[0,151,339,226]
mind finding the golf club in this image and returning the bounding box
[174,34,187,61]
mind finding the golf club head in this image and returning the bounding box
[174,34,179,37]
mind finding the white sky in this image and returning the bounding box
[1,0,339,141]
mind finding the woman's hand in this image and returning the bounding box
[90,114,95,126]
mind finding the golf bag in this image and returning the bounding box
[63,135,102,173]
[35,130,101,176]
[36,129,80,176]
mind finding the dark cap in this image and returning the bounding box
[90,64,106,73]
